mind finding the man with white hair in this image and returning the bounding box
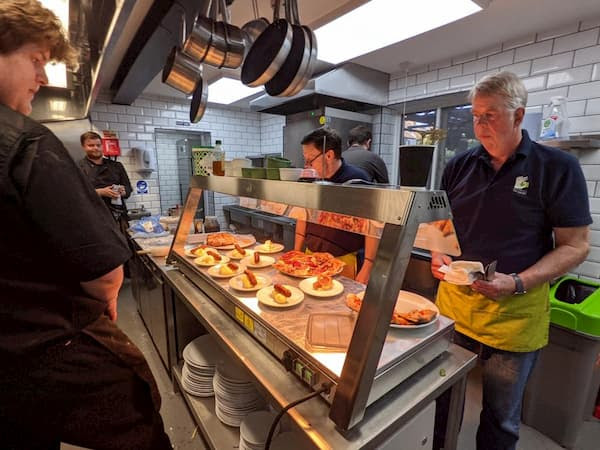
[431,71,591,450]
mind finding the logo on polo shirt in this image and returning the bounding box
[513,176,529,196]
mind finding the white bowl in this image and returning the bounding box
[279,168,304,181]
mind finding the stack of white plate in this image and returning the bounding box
[239,411,280,450]
[181,335,221,397]
[214,361,264,427]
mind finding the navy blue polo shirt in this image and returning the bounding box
[441,130,591,274]
[329,159,370,183]
[305,159,369,256]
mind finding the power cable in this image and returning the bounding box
[264,383,332,449]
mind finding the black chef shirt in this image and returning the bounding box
[78,156,132,215]
[0,104,131,355]
[441,130,592,274]
[305,160,370,255]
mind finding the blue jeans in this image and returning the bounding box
[435,331,540,450]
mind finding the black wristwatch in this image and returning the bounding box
[510,273,527,294]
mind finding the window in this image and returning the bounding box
[401,110,437,145]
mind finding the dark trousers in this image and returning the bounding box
[0,333,172,450]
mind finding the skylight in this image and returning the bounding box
[208,78,263,105]
[315,0,482,64]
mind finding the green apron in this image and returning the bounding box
[436,280,550,352]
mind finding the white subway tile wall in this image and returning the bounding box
[91,95,285,229]
[389,17,600,279]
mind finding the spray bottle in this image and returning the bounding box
[540,96,570,140]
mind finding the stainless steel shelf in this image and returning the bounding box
[172,364,239,450]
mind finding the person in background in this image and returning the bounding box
[343,125,389,183]
[431,71,591,450]
[293,127,378,283]
[78,130,132,233]
[0,1,171,448]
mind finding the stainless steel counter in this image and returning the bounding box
[166,269,476,449]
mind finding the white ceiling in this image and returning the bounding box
[353,0,600,73]
[140,0,600,100]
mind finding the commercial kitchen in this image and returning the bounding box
[17,0,600,449]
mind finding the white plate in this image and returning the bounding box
[207,263,245,278]
[226,248,255,260]
[257,285,304,308]
[254,242,285,254]
[208,234,256,250]
[241,254,275,269]
[229,274,272,292]
[356,290,439,329]
[184,246,217,258]
[298,277,344,298]
[193,254,230,267]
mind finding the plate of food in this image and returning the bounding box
[184,245,217,258]
[206,232,256,250]
[226,243,255,260]
[346,290,439,329]
[254,240,285,254]
[241,252,275,269]
[193,251,230,267]
[229,270,271,292]
[257,284,304,308]
[298,275,344,298]
[207,262,245,278]
[273,250,345,278]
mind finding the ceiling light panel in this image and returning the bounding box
[315,0,482,64]
[208,78,263,105]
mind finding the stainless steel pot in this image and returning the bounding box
[218,0,245,69]
[190,77,208,123]
[182,13,213,63]
[162,46,202,95]
[241,0,269,47]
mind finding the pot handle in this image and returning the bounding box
[220,0,230,23]
[273,0,281,21]
[292,0,301,25]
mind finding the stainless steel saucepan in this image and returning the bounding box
[162,46,202,95]
[218,0,245,69]
[241,0,269,47]
[189,76,208,123]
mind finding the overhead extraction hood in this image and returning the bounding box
[249,63,389,115]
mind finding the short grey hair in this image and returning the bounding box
[468,71,528,110]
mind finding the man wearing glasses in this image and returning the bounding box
[431,71,590,450]
[294,127,378,283]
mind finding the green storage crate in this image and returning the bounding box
[265,156,291,169]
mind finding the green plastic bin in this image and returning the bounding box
[522,276,600,448]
